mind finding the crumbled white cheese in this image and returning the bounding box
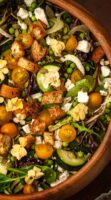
[25,166,44,185]
[38,186,43,192]
[40,67,61,89]
[101,66,110,77]
[22,124,31,134]
[34,7,49,26]
[6,98,23,112]
[36,136,43,144]
[11,144,27,160]
[101,59,110,66]
[100,90,107,96]
[77,91,89,104]
[104,80,111,95]
[100,59,105,66]
[18,19,27,30]
[65,79,75,91]
[0,60,9,82]
[0,162,8,175]
[62,102,72,112]
[29,11,33,18]
[76,40,91,53]
[13,113,26,125]
[0,97,4,103]
[54,141,62,149]
[104,81,110,89]
[46,36,65,57]
[24,0,35,6]
[31,93,42,99]
[51,171,69,187]
[57,166,64,173]
[17,8,29,19]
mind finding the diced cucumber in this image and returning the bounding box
[57,149,89,167]
[37,65,60,92]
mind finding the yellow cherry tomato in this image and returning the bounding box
[71,69,84,84]
[65,35,78,51]
[12,67,29,89]
[35,144,54,160]
[23,184,35,194]
[88,92,102,109]
[0,106,12,125]
[39,109,53,126]
[3,50,18,70]
[59,124,77,143]
[1,123,18,138]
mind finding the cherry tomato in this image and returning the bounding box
[12,67,29,89]
[3,50,18,70]
[35,144,54,160]
[59,124,77,143]
[0,106,12,125]
[71,69,84,84]
[88,92,102,109]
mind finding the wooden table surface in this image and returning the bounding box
[66,0,111,200]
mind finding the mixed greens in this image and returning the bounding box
[0,0,111,195]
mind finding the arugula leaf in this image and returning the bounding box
[0,174,11,192]
[71,122,101,139]
[0,173,26,193]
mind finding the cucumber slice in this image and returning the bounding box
[57,149,89,167]
[37,65,60,92]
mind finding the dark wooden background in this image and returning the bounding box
[66,0,111,199]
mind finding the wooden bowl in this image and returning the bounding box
[1,0,111,200]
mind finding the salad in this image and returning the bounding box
[0,0,111,195]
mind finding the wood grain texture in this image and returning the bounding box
[1,1,111,200]
[69,1,111,199]
[77,0,111,36]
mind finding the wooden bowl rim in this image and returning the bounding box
[1,0,111,199]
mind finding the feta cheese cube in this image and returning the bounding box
[31,93,42,100]
[77,91,89,103]
[54,141,62,149]
[22,124,31,134]
[17,8,29,19]
[18,19,27,30]
[24,0,35,7]
[104,81,110,89]
[76,40,91,53]
[62,103,72,112]
[65,79,75,91]
[34,8,49,26]
[0,162,7,175]
[36,136,43,144]
[100,59,105,66]
[101,66,110,77]
[100,90,107,96]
